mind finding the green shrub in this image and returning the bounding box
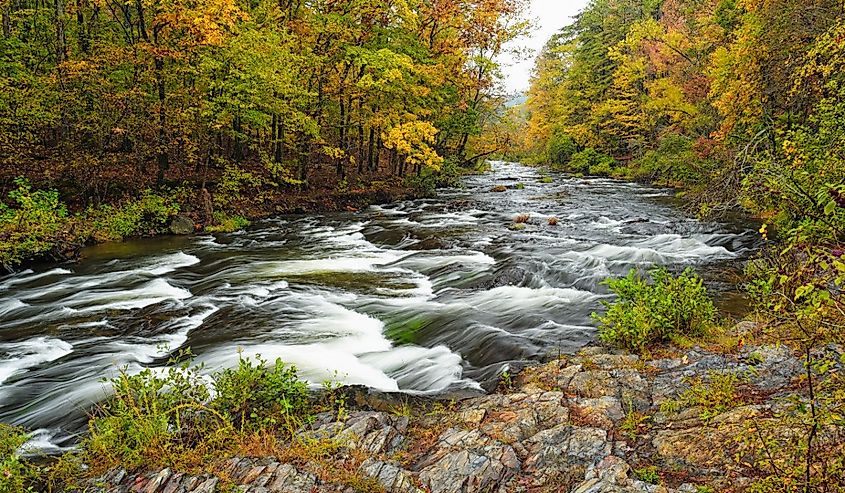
[593,268,716,352]
[206,212,251,233]
[0,177,69,266]
[0,424,39,492]
[405,157,465,194]
[588,159,614,176]
[634,134,709,185]
[568,148,616,175]
[84,352,312,472]
[88,190,180,242]
[214,163,264,208]
[212,356,310,433]
[546,133,578,167]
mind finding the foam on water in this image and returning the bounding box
[0,337,74,384]
[62,278,192,313]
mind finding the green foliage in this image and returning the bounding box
[88,191,181,242]
[206,213,251,233]
[212,356,310,433]
[567,148,616,176]
[84,351,312,472]
[594,268,716,352]
[404,157,465,195]
[546,133,578,166]
[499,368,513,390]
[214,164,265,209]
[0,424,39,492]
[0,178,68,266]
[665,371,745,423]
[619,402,651,440]
[633,466,660,484]
[634,135,709,185]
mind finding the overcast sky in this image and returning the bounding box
[500,0,589,94]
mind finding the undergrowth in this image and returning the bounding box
[593,267,716,352]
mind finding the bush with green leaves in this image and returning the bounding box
[546,133,578,167]
[84,352,313,472]
[87,190,181,242]
[593,267,716,351]
[206,212,251,233]
[0,177,69,266]
[0,424,39,492]
[567,148,616,176]
[633,134,710,186]
[211,356,310,433]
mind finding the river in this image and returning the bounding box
[0,162,759,453]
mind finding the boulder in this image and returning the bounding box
[169,214,195,235]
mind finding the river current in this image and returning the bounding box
[0,162,759,453]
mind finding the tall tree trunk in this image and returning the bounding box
[337,97,346,179]
[55,0,67,63]
[152,24,168,184]
[155,55,168,183]
[76,0,89,53]
[233,115,243,162]
[356,100,364,174]
[2,3,11,38]
[272,113,284,164]
[367,126,376,172]
[298,137,309,184]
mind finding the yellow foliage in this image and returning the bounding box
[382,121,443,171]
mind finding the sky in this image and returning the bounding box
[500,0,590,94]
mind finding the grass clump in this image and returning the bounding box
[0,424,39,492]
[619,406,651,440]
[634,465,660,484]
[593,267,716,352]
[661,371,746,423]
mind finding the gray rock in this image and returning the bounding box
[418,428,520,493]
[169,215,195,235]
[359,458,419,493]
[741,345,803,390]
[569,371,619,398]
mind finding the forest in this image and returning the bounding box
[524,0,845,244]
[0,0,526,266]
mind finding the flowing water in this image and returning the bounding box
[0,162,760,453]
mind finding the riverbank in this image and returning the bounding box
[0,178,427,272]
[71,326,831,493]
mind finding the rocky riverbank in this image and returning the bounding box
[80,324,822,493]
